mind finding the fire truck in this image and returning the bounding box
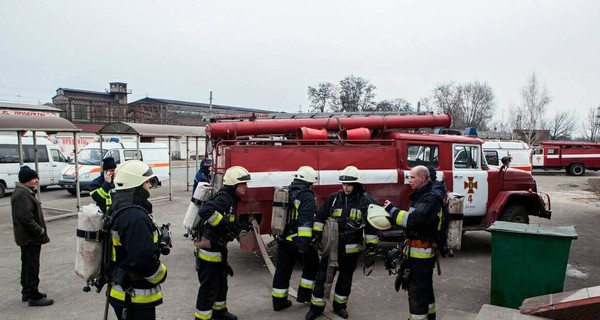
[205,113,551,238]
[532,140,600,176]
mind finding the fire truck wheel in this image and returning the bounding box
[0,182,6,198]
[568,164,586,176]
[500,204,529,224]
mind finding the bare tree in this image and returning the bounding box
[307,82,338,113]
[374,98,413,112]
[517,72,551,145]
[337,75,376,112]
[432,81,495,129]
[548,111,578,140]
[582,106,600,142]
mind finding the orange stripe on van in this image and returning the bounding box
[149,162,170,168]
[90,167,101,173]
[512,165,532,172]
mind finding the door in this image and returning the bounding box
[452,144,488,217]
[531,147,544,167]
[22,145,52,186]
[49,148,68,184]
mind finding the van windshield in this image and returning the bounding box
[75,148,108,165]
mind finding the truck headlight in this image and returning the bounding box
[81,173,91,180]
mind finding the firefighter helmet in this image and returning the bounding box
[223,166,252,186]
[338,166,363,184]
[367,204,392,230]
[114,160,156,190]
[294,166,318,183]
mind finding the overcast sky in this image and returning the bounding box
[1,1,599,127]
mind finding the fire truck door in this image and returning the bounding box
[531,147,544,167]
[452,144,488,217]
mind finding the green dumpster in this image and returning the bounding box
[488,221,577,309]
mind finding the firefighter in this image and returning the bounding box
[89,157,117,215]
[383,165,444,320]
[109,160,168,320]
[193,166,251,320]
[306,166,379,320]
[193,158,212,194]
[272,166,320,311]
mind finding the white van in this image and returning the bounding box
[0,135,70,197]
[483,140,532,171]
[59,142,170,195]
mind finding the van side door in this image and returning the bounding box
[49,147,68,184]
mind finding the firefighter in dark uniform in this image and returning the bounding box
[89,157,117,215]
[306,166,379,320]
[272,166,320,311]
[109,160,168,320]
[383,165,443,320]
[193,166,251,320]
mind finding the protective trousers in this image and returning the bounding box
[195,258,230,320]
[20,244,42,300]
[309,253,359,314]
[272,239,319,308]
[112,305,156,320]
[407,257,436,320]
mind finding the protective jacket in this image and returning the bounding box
[196,186,238,263]
[316,186,379,255]
[283,179,318,250]
[11,183,50,246]
[89,174,113,215]
[109,189,167,308]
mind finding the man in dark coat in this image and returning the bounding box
[11,166,54,306]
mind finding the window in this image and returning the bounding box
[548,149,558,155]
[407,144,439,168]
[453,145,479,169]
[124,150,142,161]
[23,145,49,163]
[0,144,19,163]
[105,150,121,164]
[50,149,66,162]
[484,150,499,165]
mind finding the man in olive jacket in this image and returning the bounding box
[11,166,53,306]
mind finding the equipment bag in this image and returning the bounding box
[271,186,289,237]
[75,203,104,289]
[183,182,213,235]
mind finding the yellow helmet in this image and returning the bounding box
[114,160,156,190]
[367,204,392,230]
[295,166,318,183]
[223,166,252,186]
[339,166,363,184]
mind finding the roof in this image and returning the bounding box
[0,102,62,112]
[75,123,105,133]
[54,88,116,102]
[98,122,205,138]
[129,97,274,114]
[0,114,80,132]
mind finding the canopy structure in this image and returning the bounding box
[98,122,207,199]
[0,114,82,215]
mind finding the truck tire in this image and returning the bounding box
[0,182,6,198]
[67,188,77,195]
[568,163,585,176]
[500,204,529,224]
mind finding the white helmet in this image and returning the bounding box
[367,204,392,230]
[338,166,363,184]
[114,160,156,190]
[223,166,252,186]
[294,166,318,183]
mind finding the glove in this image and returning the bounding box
[364,245,376,268]
[225,263,234,277]
[311,230,322,246]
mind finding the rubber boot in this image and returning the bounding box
[334,308,349,319]
[213,310,238,320]
[305,309,322,320]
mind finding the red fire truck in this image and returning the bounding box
[205,113,551,237]
[532,141,600,176]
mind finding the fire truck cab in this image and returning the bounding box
[532,141,600,176]
[205,113,551,236]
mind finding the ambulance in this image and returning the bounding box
[59,141,170,194]
[482,140,532,172]
[0,134,70,197]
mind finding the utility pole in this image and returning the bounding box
[209,91,213,113]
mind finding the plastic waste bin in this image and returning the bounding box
[488,221,577,309]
